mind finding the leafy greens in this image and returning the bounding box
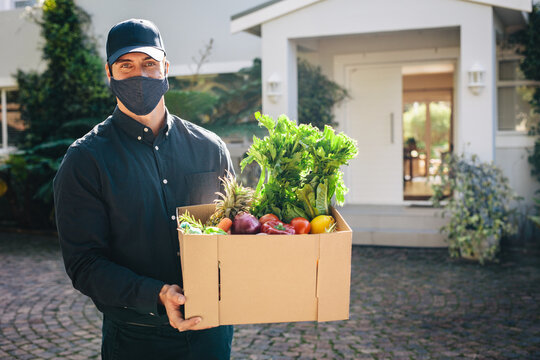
[241,112,358,222]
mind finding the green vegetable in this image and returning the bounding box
[186,227,203,235]
[241,112,358,221]
[179,221,203,234]
[179,212,228,235]
[177,210,204,231]
[203,226,228,235]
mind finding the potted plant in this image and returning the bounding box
[431,153,519,264]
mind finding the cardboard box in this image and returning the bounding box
[176,204,352,329]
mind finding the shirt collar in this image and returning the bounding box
[111,106,174,144]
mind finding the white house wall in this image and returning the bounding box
[298,27,460,89]
[261,0,496,162]
[76,0,263,78]
[496,135,539,207]
[0,0,264,87]
[0,8,41,87]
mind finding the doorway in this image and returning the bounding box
[402,66,454,201]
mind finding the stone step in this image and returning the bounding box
[351,227,447,248]
[338,204,448,231]
[337,204,449,248]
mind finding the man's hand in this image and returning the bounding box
[158,284,203,331]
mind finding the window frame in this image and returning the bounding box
[496,53,540,134]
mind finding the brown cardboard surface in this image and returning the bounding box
[177,204,352,329]
[218,235,319,324]
[179,234,220,327]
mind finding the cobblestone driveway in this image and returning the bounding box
[0,232,539,359]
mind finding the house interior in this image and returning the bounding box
[402,63,454,201]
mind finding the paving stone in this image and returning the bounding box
[1,232,540,359]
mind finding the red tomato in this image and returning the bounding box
[290,217,311,234]
[259,213,279,225]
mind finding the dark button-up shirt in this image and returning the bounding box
[53,107,234,326]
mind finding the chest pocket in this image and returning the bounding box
[185,171,220,205]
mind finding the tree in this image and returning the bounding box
[517,4,540,120]
[15,0,114,148]
[515,4,540,230]
[0,0,114,229]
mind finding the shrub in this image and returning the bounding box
[432,153,519,264]
[0,139,72,228]
[297,59,349,129]
[0,0,113,229]
[165,90,218,126]
[15,0,114,148]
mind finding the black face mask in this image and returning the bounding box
[109,76,169,116]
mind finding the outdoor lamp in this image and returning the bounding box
[266,72,281,103]
[467,63,485,95]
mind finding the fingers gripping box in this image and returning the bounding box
[177,204,352,330]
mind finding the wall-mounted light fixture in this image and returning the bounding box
[266,72,281,103]
[468,63,485,95]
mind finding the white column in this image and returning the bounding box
[1,89,7,150]
[261,25,298,121]
[286,39,298,122]
[456,10,495,162]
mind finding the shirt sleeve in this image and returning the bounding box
[218,138,235,179]
[53,146,165,316]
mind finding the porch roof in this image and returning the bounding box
[231,0,533,35]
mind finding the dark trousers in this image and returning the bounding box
[101,316,234,360]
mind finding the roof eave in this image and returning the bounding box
[230,0,533,36]
[230,0,323,35]
[462,0,532,12]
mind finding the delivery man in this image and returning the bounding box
[53,19,234,359]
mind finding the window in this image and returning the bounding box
[497,57,540,132]
[0,90,25,147]
[14,0,36,8]
[0,0,36,11]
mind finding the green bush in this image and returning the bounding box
[432,154,519,264]
[515,4,540,230]
[15,0,114,148]
[297,59,349,129]
[0,140,71,228]
[165,90,218,126]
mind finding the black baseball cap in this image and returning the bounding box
[106,19,166,65]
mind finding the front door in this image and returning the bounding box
[345,64,403,204]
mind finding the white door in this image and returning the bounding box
[345,64,403,204]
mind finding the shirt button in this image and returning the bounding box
[155,146,159,151]
[144,128,149,132]
[176,251,180,257]
[171,215,176,220]
[163,179,168,184]
[149,312,155,316]
[137,136,142,141]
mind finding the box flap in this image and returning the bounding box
[331,206,352,232]
[177,203,215,225]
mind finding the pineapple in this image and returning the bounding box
[206,171,255,226]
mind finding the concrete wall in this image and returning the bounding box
[0,8,42,87]
[496,135,540,208]
[298,27,460,78]
[77,0,263,77]
[0,0,264,86]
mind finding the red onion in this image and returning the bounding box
[232,212,261,234]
